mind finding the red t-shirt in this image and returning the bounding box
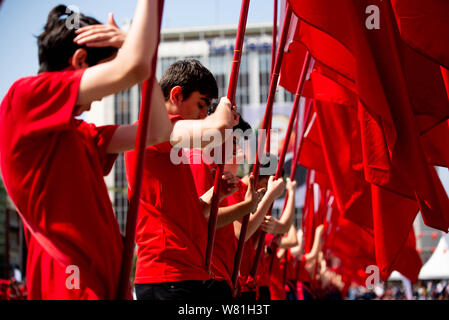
[269,252,287,300]
[124,115,211,284]
[256,233,272,288]
[185,148,236,287]
[226,180,258,293]
[0,70,123,299]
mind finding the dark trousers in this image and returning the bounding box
[258,286,271,301]
[135,280,209,301]
[204,279,234,301]
[237,290,257,301]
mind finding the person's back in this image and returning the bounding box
[0,1,171,299]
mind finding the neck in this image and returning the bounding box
[241,175,250,186]
[166,101,180,115]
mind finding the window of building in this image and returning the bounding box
[258,48,271,104]
[235,53,250,111]
[113,89,133,235]
[209,52,228,101]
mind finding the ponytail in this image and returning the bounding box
[37,4,118,73]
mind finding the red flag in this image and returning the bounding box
[391,0,449,69]
[300,67,423,281]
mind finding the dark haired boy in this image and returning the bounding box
[125,59,239,300]
[185,116,263,299]
[0,1,171,299]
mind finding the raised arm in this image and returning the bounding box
[170,97,239,149]
[261,178,297,235]
[279,224,299,249]
[215,175,262,228]
[76,1,172,152]
[304,224,325,262]
[77,0,160,105]
[234,176,285,242]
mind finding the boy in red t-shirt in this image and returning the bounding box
[125,59,239,300]
[186,117,266,299]
[225,153,286,300]
[0,1,172,299]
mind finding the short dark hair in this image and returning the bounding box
[208,105,253,137]
[37,5,118,73]
[160,59,218,101]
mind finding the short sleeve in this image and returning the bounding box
[85,123,119,176]
[186,148,214,197]
[12,69,85,136]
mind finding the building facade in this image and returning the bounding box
[85,22,305,234]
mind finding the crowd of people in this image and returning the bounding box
[1,0,448,301]
[0,1,316,300]
[347,281,449,300]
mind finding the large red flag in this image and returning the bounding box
[287,0,448,278]
[391,0,449,69]
[306,69,422,280]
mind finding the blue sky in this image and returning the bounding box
[0,0,274,99]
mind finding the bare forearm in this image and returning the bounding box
[278,192,295,231]
[117,0,159,79]
[216,200,252,229]
[245,192,276,241]
[170,117,228,149]
[305,225,324,262]
[77,0,160,106]
[279,225,298,248]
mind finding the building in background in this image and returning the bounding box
[86,22,307,235]
[85,23,446,265]
[0,174,25,280]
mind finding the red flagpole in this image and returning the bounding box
[231,3,293,295]
[271,0,277,75]
[117,0,164,299]
[266,0,278,152]
[205,0,251,272]
[266,98,313,260]
[250,51,312,280]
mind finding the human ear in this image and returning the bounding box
[169,86,184,106]
[69,48,89,69]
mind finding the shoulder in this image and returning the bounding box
[8,70,84,103]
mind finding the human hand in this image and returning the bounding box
[261,216,283,234]
[220,170,238,199]
[74,13,126,48]
[213,97,240,129]
[244,175,265,213]
[267,176,285,199]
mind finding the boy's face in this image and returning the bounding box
[180,91,211,120]
[257,176,269,190]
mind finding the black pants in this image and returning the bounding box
[204,279,234,301]
[258,286,271,301]
[237,290,257,301]
[135,280,209,300]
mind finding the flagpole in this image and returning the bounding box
[117,0,164,299]
[266,0,278,153]
[230,3,293,296]
[205,0,251,273]
[250,51,312,280]
[266,97,312,259]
